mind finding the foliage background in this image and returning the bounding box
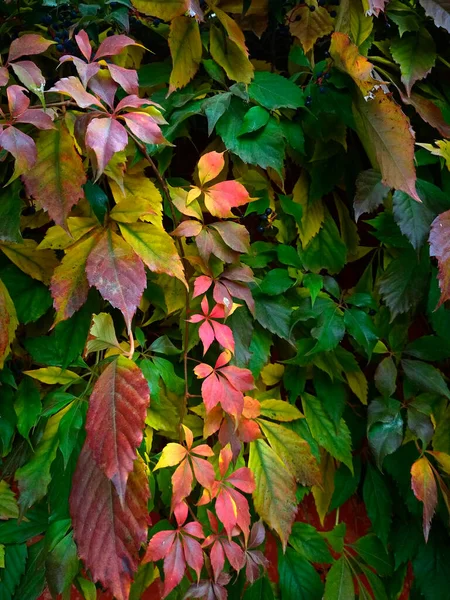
[1,0,450,598]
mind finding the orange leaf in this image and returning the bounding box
[204,181,250,218]
[287,4,333,53]
[70,446,150,600]
[330,32,377,95]
[198,151,225,186]
[411,456,437,541]
[85,356,150,502]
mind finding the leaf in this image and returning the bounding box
[324,557,354,600]
[8,34,54,61]
[374,356,397,397]
[0,263,51,325]
[45,532,78,597]
[1,240,58,285]
[22,122,86,228]
[131,0,188,20]
[353,88,419,201]
[86,229,146,335]
[16,404,70,512]
[310,305,345,354]
[392,189,434,250]
[119,222,187,288]
[0,481,19,520]
[248,439,297,550]
[248,72,304,110]
[85,356,150,501]
[287,5,334,53]
[23,367,80,385]
[289,522,333,563]
[203,93,232,137]
[258,420,321,486]
[354,169,390,221]
[401,359,450,399]
[430,209,450,306]
[418,0,450,34]
[86,312,121,354]
[169,16,202,93]
[239,106,270,136]
[254,295,292,340]
[259,400,303,422]
[278,548,324,600]
[367,400,403,468]
[344,308,378,357]
[0,278,18,369]
[70,447,149,600]
[390,28,436,96]
[14,377,41,441]
[302,393,353,472]
[363,463,392,547]
[50,234,98,326]
[204,181,250,218]
[0,544,27,598]
[0,181,22,244]
[299,215,347,275]
[210,25,254,84]
[401,91,450,138]
[312,449,335,525]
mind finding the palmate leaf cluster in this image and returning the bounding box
[1,0,450,599]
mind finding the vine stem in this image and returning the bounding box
[134,139,191,440]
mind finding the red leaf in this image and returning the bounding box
[226,467,255,494]
[70,446,150,600]
[204,181,250,218]
[7,85,29,118]
[144,529,176,562]
[8,34,54,62]
[94,34,140,60]
[181,535,204,579]
[86,229,146,335]
[0,67,8,87]
[15,109,54,130]
[193,275,213,297]
[49,76,104,109]
[160,538,185,598]
[429,210,450,306]
[86,117,129,177]
[400,91,450,138]
[60,56,100,88]
[122,112,166,145]
[85,356,150,502]
[191,456,216,490]
[108,64,139,96]
[172,459,194,507]
[411,457,438,542]
[75,30,92,61]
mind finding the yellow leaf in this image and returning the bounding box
[312,449,335,525]
[109,162,163,228]
[330,31,377,95]
[0,278,18,369]
[345,368,368,404]
[259,400,304,422]
[416,140,450,170]
[293,172,324,247]
[86,313,121,355]
[210,24,254,84]
[261,363,285,386]
[214,8,248,56]
[335,0,373,47]
[131,0,188,20]
[287,2,334,53]
[23,367,81,385]
[37,217,98,250]
[0,240,58,285]
[168,16,202,94]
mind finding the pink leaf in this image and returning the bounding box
[194,275,213,297]
[0,67,8,87]
[94,34,140,60]
[191,456,216,490]
[210,542,225,580]
[60,56,100,88]
[75,30,92,61]
[198,151,225,186]
[8,34,54,62]
[204,181,250,218]
[226,467,255,493]
[49,76,104,109]
[107,63,139,96]
[199,320,215,355]
[181,535,204,579]
[15,109,54,130]
[115,94,162,112]
[172,459,194,508]
[144,530,176,563]
[184,521,205,539]
[210,221,250,253]
[10,61,45,93]
[0,126,36,175]
[122,112,166,145]
[86,117,128,177]
[86,229,146,334]
[88,70,118,108]
[162,538,185,598]
[211,321,235,353]
[7,85,29,118]
[172,220,203,237]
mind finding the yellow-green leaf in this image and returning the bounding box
[0,480,19,520]
[312,450,335,525]
[0,278,18,369]
[131,0,188,20]
[210,24,254,84]
[259,399,304,422]
[86,313,121,355]
[260,363,285,386]
[23,367,81,385]
[0,240,58,285]
[293,172,324,247]
[168,16,202,94]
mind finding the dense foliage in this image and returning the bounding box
[1,0,450,598]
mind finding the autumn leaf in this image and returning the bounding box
[330,32,377,95]
[22,121,87,227]
[86,228,147,338]
[202,511,245,581]
[391,28,436,96]
[0,240,58,285]
[400,91,450,138]
[287,3,334,53]
[168,16,202,93]
[70,446,150,600]
[209,25,254,84]
[8,34,54,62]
[85,356,150,502]
[131,0,189,20]
[429,210,450,306]
[0,278,18,369]
[188,296,235,355]
[411,456,438,541]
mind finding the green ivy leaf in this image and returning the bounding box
[278,548,324,600]
[324,557,354,600]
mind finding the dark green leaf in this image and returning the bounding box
[363,463,392,548]
[202,93,232,136]
[254,295,292,340]
[248,71,304,110]
[401,359,450,399]
[83,181,109,225]
[14,377,41,442]
[374,356,397,398]
[0,181,22,244]
[392,189,434,250]
[278,548,324,600]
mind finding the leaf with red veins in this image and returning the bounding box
[10,61,45,94]
[411,456,438,542]
[210,221,250,253]
[204,181,250,218]
[70,446,150,600]
[15,108,54,130]
[85,356,150,503]
[0,126,37,178]
[198,151,225,186]
[49,77,104,109]
[86,117,129,177]
[86,228,146,336]
[122,112,166,145]
[75,30,93,61]
[94,34,142,60]
[172,220,203,237]
[7,85,29,118]
[8,34,54,62]
[107,63,139,96]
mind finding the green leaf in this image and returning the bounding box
[0,481,19,520]
[202,93,232,137]
[324,557,354,600]
[302,393,353,472]
[278,548,324,600]
[248,71,304,110]
[413,532,450,600]
[353,534,394,576]
[0,263,51,324]
[0,544,27,599]
[239,106,270,135]
[392,189,435,250]
[344,308,378,357]
[259,269,294,295]
[368,398,403,468]
[354,169,390,221]
[289,522,333,563]
[330,458,361,511]
[0,181,22,244]
[390,28,436,96]
[401,359,450,399]
[216,97,285,173]
[45,532,79,597]
[310,305,345,354]
[243,575,275,600]
[83,181,108,225]
[374,356,397,398]
[260,399,303,422]
[14,376,41,442]
[254,295,292,340]
[58,400,86,468]
[363,463,392,547]
[299,215,347,275]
